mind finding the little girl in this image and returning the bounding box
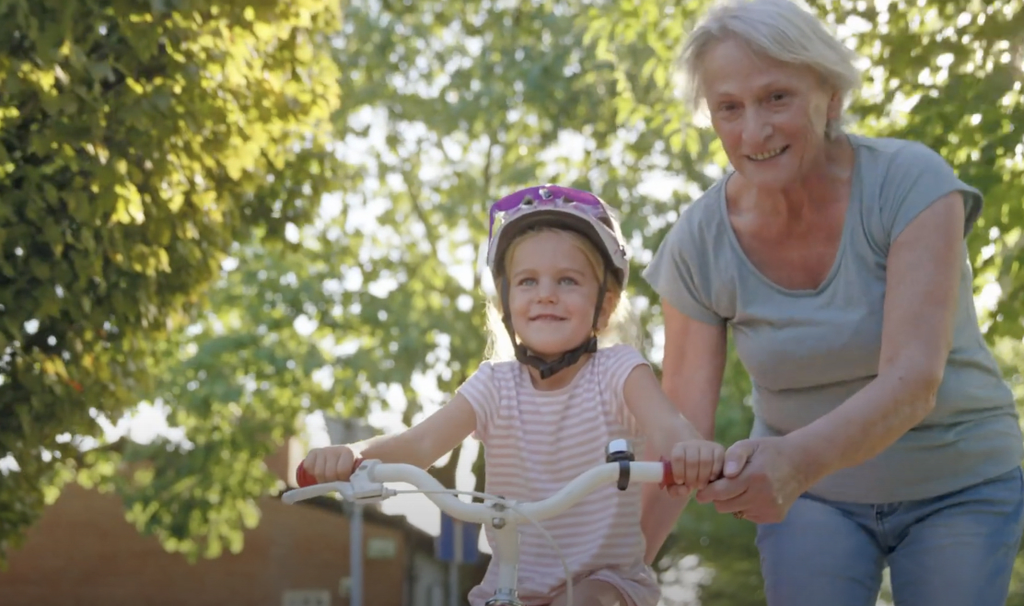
[300,185,724,606]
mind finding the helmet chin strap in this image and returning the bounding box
[499,269,609,380]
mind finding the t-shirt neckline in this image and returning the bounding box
[716,135,863,298]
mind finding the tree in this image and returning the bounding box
[0,0,342,558]
[119,0,733,562]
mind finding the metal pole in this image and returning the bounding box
[351,503,364,606]
[449,520,462,606]
[448,562,459,606]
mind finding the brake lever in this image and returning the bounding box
[347,460,391,503]
[282,481,356,504]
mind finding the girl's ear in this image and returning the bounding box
[596,289,620,332]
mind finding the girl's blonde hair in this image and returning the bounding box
[484,227,643,361]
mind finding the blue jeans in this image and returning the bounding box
[755,467,1024,606]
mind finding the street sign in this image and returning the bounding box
[435,512,480,563]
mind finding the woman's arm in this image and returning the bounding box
[659,303,729,441]
[638,302,728,563]
[786,192,965,483]
[697,193,967,521]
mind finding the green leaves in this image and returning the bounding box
[138,0,734,566]
[865,3,1024,339]
[0,0,342,560]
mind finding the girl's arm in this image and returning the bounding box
[303,393,477,482]
[352,393,477,467]
[623,365,704,457]
[630,304,728,564]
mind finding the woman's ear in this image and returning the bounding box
[827,90,842,122]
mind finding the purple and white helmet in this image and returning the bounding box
[486,185,630,288]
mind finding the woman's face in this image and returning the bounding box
[699,37,841,190]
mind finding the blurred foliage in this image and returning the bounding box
[0,0,342,560]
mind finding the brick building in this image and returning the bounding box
[0,439,487,606]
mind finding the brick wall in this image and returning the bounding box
[0,483,409,606]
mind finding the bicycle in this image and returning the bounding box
[283,439,679,606]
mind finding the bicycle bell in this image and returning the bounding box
[605,439,635,463]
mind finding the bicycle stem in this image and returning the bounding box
[490,517,523,605]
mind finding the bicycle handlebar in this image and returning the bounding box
[283,459,677,525]
[285,451,683,606]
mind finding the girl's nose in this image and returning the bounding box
[536,279,557,302]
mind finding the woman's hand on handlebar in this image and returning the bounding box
[299,445,359,485]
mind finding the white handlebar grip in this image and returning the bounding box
[282,482,354,504]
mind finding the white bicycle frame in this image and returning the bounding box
[283,440,675,606]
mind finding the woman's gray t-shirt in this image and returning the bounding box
[643,134,1023,503]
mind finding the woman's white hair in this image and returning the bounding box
[679,0,861,139]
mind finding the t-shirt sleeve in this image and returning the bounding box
[642,200,726,326]
[455,362,500,442]
[881,141,983,245]
[601,344,652,437]
[604,344,651,398]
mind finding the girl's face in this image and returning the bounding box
[700,37,841,190]
[505,230,614,360]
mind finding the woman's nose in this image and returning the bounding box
[743,109,772,143]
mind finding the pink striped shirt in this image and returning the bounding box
[458,344,660,606]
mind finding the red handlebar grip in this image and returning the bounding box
[296,462,315,487]
[659,457,678,489]
[294,457,364,488]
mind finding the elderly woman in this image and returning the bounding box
[641,0,1024,604]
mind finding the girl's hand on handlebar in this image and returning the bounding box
[301,445,358,484]
[669,440,726,490]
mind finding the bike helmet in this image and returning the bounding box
[486,185,630,378]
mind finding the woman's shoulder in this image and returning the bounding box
[848,133,951,169]
[679,178,728,224]
[658,178,731,251]
[847,132,980,230]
